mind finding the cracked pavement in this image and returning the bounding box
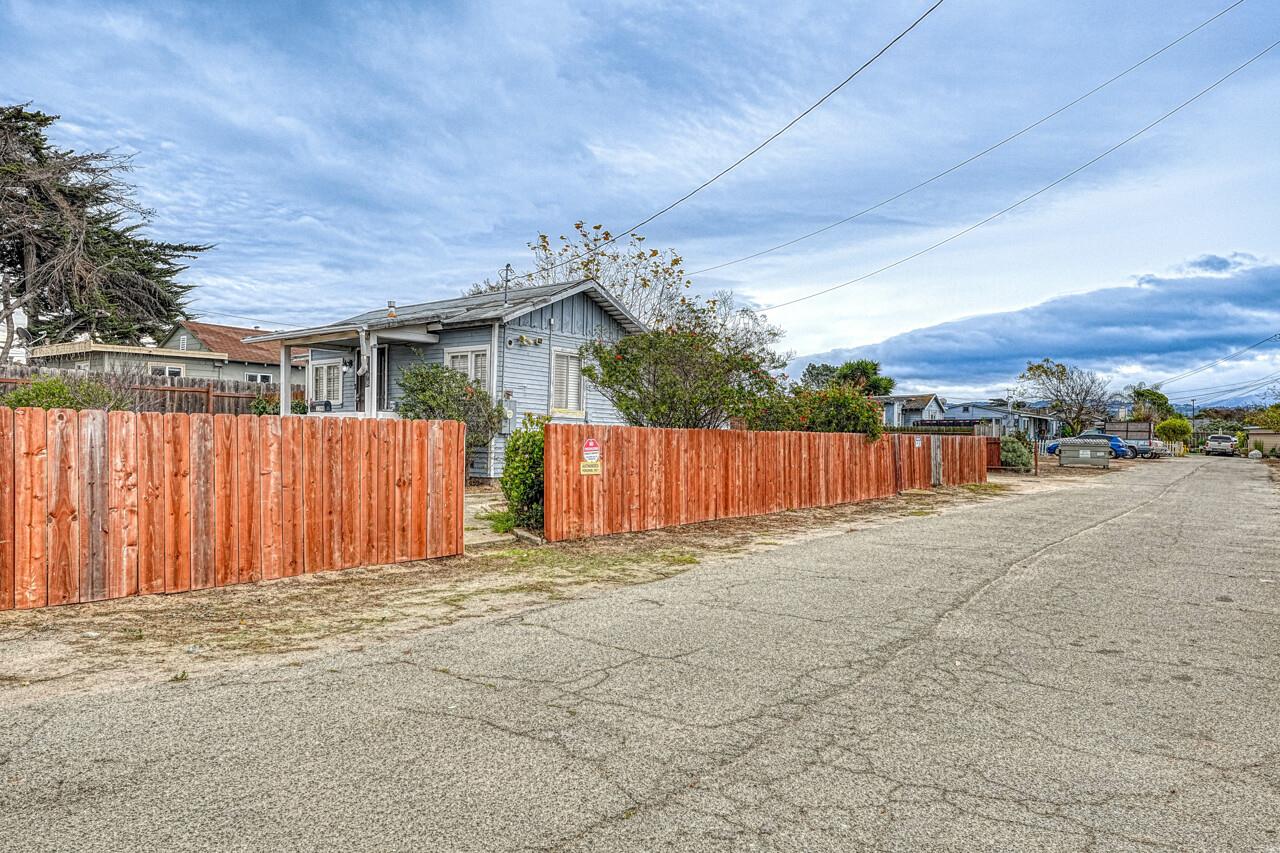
[2,456,1278,851]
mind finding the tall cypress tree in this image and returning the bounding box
[1,103,208,359]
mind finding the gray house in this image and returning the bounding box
[943,400,1063,439]
[872,394,945,427]
[245,279,644,477]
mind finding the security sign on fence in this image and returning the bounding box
[543,424,987,542]
[0,408,466,611]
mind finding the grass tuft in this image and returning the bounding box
[476,509,517,534]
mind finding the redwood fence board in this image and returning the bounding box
[14,407,47,609]
[189,414,216,590]
[46,409,79,606]
[108,411,140,600]
[0,409,465,611]
[213,415,238,588]
[543,425,988,542]
[0,407,14,611]
[137,412,166,595]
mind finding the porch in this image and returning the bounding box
[247,315,441,417]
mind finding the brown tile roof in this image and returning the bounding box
[182,320,293,365]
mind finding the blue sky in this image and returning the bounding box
[3,0,1278,399]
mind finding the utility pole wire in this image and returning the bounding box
[506,0,947,284]
[688,0,1246,276]
[1158,332,1280,386]
[760,39,1280,313]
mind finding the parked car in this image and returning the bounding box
[1203,434,1238,456]
[1130,439,1171,459]
[1045,434,1136,459]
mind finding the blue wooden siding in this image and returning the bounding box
[301,291,631,477]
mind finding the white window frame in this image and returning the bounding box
[551,348,585,418]
[148,362,185,378]
[245,372,273,384]
[443,346,490,393]
[309,359,343,405]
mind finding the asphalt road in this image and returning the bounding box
[3,456,1278,852]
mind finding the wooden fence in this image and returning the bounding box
[0,363,305,416]
[543,425,986,542]
[0,408,465,611]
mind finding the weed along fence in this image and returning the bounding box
[0,408,466,611]
[543,424,987,542]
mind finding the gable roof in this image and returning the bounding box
[181,320,287,364]
[339,279,645,332]
[244,278,645,345]
[871,393,940,410]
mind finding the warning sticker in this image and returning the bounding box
[580,460,601,475]
[582,438,600,462]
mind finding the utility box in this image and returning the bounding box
[1059,437,1111,468]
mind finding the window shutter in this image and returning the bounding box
[553,352,581,410]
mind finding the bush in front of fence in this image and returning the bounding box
[397,363,502,451]
[999,435,1033,471]
[0,376,128,411]
[502,414,548,531]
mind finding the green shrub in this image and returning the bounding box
[1,377,127,411]
[1155,416,1192,444]
[999,434,1033,471]
[500,414,547,531]
[397,363,502,451]
[250,395,308,416]
[740,383,883,438]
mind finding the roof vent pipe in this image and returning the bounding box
[386,300,397,319]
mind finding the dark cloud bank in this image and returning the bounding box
[791,255,1280,393]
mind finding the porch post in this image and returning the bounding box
[365,333,379,418]
[278,344,292,416]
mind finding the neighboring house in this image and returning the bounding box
[1243,428,1280,454]
[244,279,645,478]
[942,400,1063,439]
[0,306,29,363]
[29,320,307,386]
[872,394,945,427]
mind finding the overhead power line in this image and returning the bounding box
[687,0,1245,277]
[759,39,1280,313]
[1156,331,1280,386]
[1194,370,1280,407]
[191,307,304,330]
[1166,368,1280,401]
[507,0,947,284]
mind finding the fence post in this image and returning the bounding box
[930,437,942,487]
[205,384,215,415]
